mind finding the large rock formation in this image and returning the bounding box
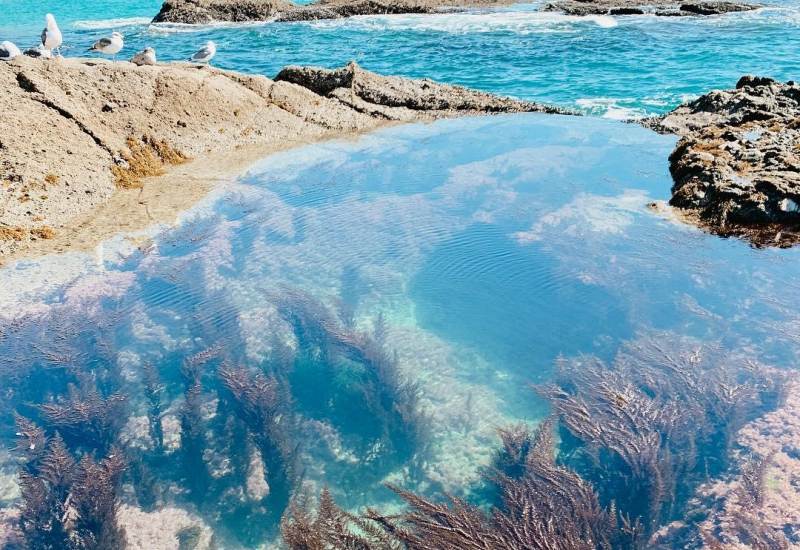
[154,0,514,24]
[0,58,560,259]
[274,63,566,115]
[544,0,757,16]
[646,76,800,247]
[153,0,292,23]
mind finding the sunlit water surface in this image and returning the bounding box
[2,0,800,543]
[3,116,800,544]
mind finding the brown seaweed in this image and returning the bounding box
[540,336,786,539]
[15,429,126,550]
[218,366,297,515]
[282,487,404,550]
[283,421,631,550]
[38,381,127,454]
[276,290,426,469]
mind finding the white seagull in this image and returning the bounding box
[189,41,216,64]
[0,41,22,61]
[41,13,62,56]
[89,32,124,60]
[130,47,157,66]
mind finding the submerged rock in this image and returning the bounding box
[0,58,560,259]
[544,0,757,16]
[154,0,514,24]
[645,76,800,247]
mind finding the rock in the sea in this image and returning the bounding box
[154,0,514,24]
[275,62,569,116]
[153,0,293,23]
[646,76,800,246]
[544,0,757,16]
[0,57,560,258]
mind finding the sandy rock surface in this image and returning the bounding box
[154,0,515,23]
[0,58,557,262]
[544,0,756,16]
[645,75,800,247]
[275,63,567,115]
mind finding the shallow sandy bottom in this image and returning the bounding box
[0,130,394,267]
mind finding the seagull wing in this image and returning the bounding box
[92,37,113,50]
[41,28,47,46]
[191,46,212,61]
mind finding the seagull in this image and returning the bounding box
[0,41,21,61]
[24,46,52,59]
[41,13,62,56]
[89,32,124,60]
[188,41,216,65]
[130,47,156,66]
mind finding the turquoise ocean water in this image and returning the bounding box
[1,0,799,115]
[2,1,800,547]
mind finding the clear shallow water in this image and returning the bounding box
[1,0,799,115]
[3,0,800,543]
[3,115,800,544]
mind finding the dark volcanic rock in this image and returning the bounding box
[275,62,572,116]
[154,0,514,23]
[153,0,293,23]
[645,76,800,247]
[544,0,757,16]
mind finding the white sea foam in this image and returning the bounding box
[575,97,646,120]
[306,10,618,34]
[73,17,152,29]
[147,20,273,34]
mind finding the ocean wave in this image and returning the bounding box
[73,17,152,30]
[575,97,646,120]
[614,5,800,27]
[147,20,274,34]
[305,10,618,34]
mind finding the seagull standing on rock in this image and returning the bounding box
[0,41,22,61]
[41,13,62,56]
[189,41,216,65]
[131,47,157,66]
[89,32,124,60]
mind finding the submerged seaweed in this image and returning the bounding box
[0,261,794,550]
[16,426,126,550]
[284,421,631,550]
[281,335,792,550]
[218,366,297,516]
[276,290,428,476]
[541,335,786,539]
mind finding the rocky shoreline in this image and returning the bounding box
[153,0,759,23]
[646,76,800,247]
[544,0,757,17]
[153,0,515,24]
[0,58,563,262]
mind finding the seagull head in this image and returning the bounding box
[45,13,57,28]
[144,47,155,54]
[111,32,124,39]
[206,41,216,49]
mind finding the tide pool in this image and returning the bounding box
[2,114,800,545]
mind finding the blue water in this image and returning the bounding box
[1,0,799,115]
[3,0,800,545]
[4,115,800,542]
